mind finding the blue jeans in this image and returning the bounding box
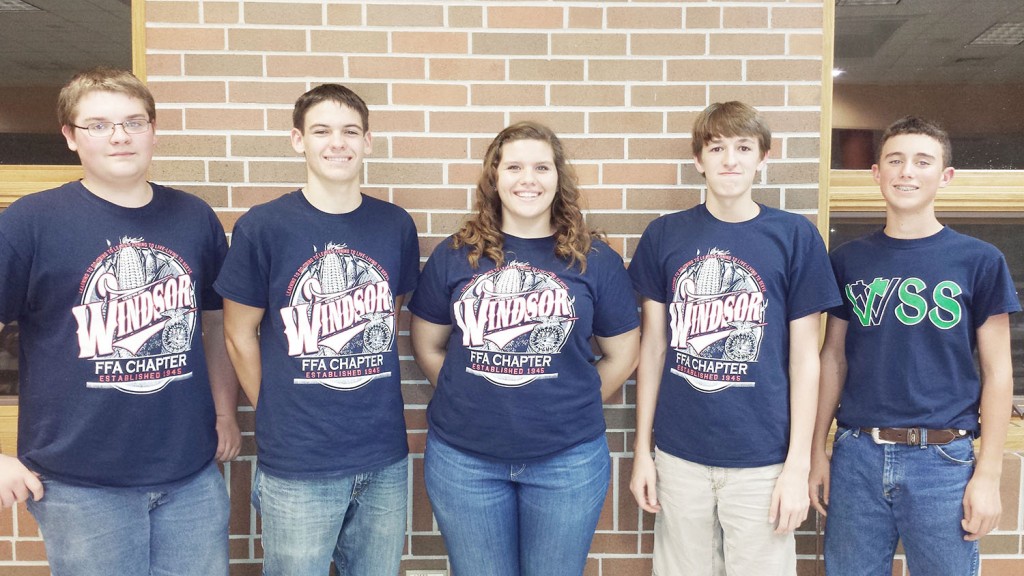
[252,458,407,576]
[26,461,229,576]
[824,426,979,576]
[424,431,610,576]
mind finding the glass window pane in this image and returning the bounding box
[832,1,1024,170]
[0,323,16,395]
[0,0,132,165]
[832,128,1024,170]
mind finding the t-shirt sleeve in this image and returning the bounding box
[971,249,1021,327]
[213,216,269,309]
[201,207,228,311]
[397,211,420,297]
[593,244,641,338]
[628,218,667,303]
[0,227,28,324]
[408,241,453,325]
[786,220,843,321]
[826,252,851,321]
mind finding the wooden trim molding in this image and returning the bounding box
[0,404,16,456]
[0,166,85,209]
[132,0,147,83]
[830,170,1024,213]
[817,1,836,245]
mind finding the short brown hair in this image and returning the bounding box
[57,67,155,128]
[878,116,952,168]
[691,101,771,161]
[292,84,370,132]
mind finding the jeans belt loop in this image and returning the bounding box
[920,428,928,448]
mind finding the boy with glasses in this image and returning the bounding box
[810,116,1020,575]
[0,67,240,575]
[215,84,418,575]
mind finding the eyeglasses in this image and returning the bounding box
[71,119,152,138]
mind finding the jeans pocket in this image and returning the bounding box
[832,426,855,447]
[250,467,263,512]
[934,440,975,466]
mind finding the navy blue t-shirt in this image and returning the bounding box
[829,227,1020,433]
[0,181,226,487]
[214,191,418,479]
[409,234,639,463]
[629,204,841,467]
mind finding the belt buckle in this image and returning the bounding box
[869,428,896,445]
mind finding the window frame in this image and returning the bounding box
[0,1,146,210]
[0,1,146,454]
[822,1,1024,223]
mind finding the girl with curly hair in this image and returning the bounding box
[409,121,639,576]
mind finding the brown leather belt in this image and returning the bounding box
[860,427,970,446]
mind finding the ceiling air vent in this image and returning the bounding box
[0,0,39,11]
[969,23,1024,46]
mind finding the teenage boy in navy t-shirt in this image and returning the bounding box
[215,84,418,576]
[0,67,240,576]
[810,116,1020,576]
[629,101,841,576]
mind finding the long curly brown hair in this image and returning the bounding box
[452,121,599,272]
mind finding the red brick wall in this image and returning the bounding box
[146,5,827,574]
[3,1,1023,575]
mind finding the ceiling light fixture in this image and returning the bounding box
[969,23,1024,46]
[0,0,39,11]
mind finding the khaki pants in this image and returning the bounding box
[652,448,795,576]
